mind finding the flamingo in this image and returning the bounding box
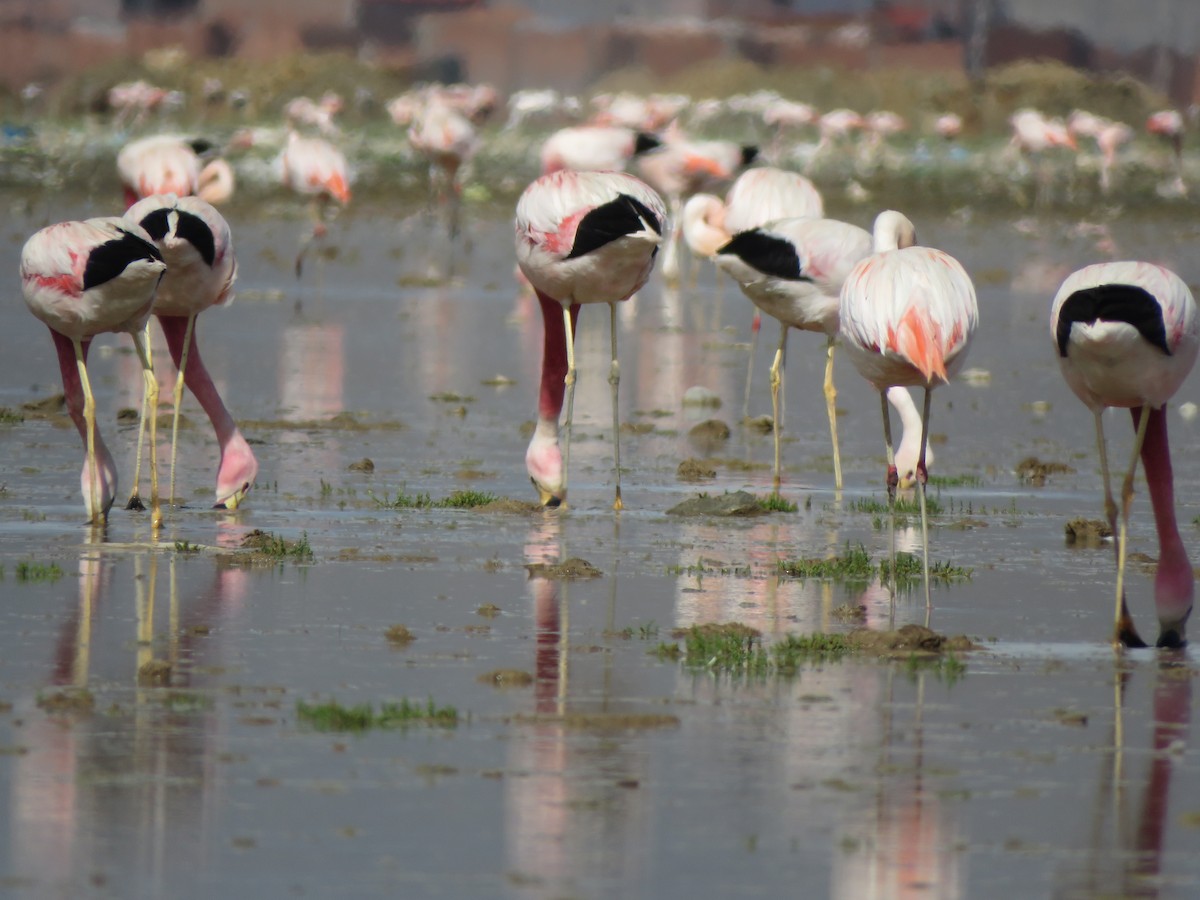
[1146,110,1186,195]
[407,100,479,239]
[277,130,351,277]
[838,210,978,606]
[117,135,233,208]
[123,194,257,511]
[1050,262,1198,648]
[715,215,873,493]
[635,134,757,283]
[539,126,661,175]
[20,218,167,527]
[515,170,666,510]
[933,113,963,141]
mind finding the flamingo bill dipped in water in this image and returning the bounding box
[1051,262,1198,648]
[515,170,666,510]
[124,194,258,511]
[839,210,978,606]
[715,215,872,493]
[278,131,351,277]
[21,218,166,527]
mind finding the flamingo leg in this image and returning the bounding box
[823,335,842,490]
[1094,411,1146,647]
[916,387,933,611]
[131,327,162,530]
[880,389,897,598]
[742,309,761,420]
[1113,404,1152,648]
[126,322,152,511]
[608,302,623,511]
[168,313,197,505]
[294,195,328,279]
[561,305,578,508]
[73,339,103,527]
[769,322,788,496]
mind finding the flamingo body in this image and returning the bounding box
[1051,261,1198,647]
[539,126,660,174]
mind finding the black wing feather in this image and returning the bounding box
[83,230,163,292]
[566,194,662,260]
[1056,284,1169,357]
[716,230,809,282]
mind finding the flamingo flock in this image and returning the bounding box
[16,73,1199,649]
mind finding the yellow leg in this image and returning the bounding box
[74,340,103,527]
[561,306,577,509]
[126,323,152,511]
[169,314,197,506]
[608,302,623,511]
[769,323,788,496]
[823,335,842,491]
[131,329,162,530]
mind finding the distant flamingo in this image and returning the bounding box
[933,113,963,141]
[635,133,757,283]
[407,100,479,239]
[1146,110,1186,195]
[1051,262,1197,648]
[839,210,978,605]
[21,218,166,526]
[1009,108,1077,204]
[716,215,872,493]
[515,170,666,509]
[117,135,233,208]
[539,126,661,174]
[277,130,351,277]
[124,194,258,510]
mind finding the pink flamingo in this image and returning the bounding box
[20,218,167,526]
[715,215,873,493]
[407,100,479,239]
[839,210,978,605]
[515,170,666,510]
[1146,109,1186,195]
[933,113,963,141]
[1051,262,1197,648]
[539,125,661,174]
[124,194,258,511]
[277,130,351,277]
[117,135,234,208]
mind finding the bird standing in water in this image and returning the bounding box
[124,194,258,511]
[1051,262,1197,648]
[277,130,351,277]
[839,210,978,606]
[21,218,166,527]
[515,170,666,510]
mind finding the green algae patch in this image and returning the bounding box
[296,697,458,732]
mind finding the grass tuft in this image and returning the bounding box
[756,494,799,513]
[296,697,458,732]
[779,545,873,580]
[16,561,64,584]
[240,530,314,562]
[369,488,500,509]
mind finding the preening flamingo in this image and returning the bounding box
[839,210,978,605]
[124,194,258,510]
[277,130,351,277]
[716,215,872,493]
[21,218,166,526]
[1051,262,1198,648]
[515,170,666,509]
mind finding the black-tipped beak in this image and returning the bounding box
[1156,627,1188,650]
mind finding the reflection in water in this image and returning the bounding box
[833,672,965,900]
[504,515,651,894]
[1055,663,1192,899]
[8,540,246,896]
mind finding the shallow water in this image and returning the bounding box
[2,193,1200,898]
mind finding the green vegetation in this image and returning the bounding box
[0,407,23,425]
[654,625,855,676]
[240,530,314,563]
[173,540,201,553]
[296,697,458,732]
[369,488,500,510]
[850,494,943,517]
[905,653,968,684]
[15,561,64,584]
[927,474,984,488]
[880,552,973,585]
[666,560,753,577]
[757,494,799,513]
[771,633,853,674]
[779,545,874,580]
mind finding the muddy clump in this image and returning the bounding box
[385,624,415,646]
[743,415,774,434]
[525,557,602,580]
[138,659,173,686]
[1016,456,1075,485]
[22,393,65,416]
[677,458,717,481]
[846,624,977,658]
[688,419,731,447]
[477,669,534,687]
[667,490,765,517]
[348,457,375,473]
[1064,517,1112,545]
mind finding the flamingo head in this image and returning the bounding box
[526,427,564,508]
[214,432,259,510]
[80,452,118,525]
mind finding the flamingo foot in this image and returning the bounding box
[126,493,146,512]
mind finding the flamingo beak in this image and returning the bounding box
[896,471,919,492]
[1156,614,1189,649]
[215,481,253,511]
[532,478,564,509]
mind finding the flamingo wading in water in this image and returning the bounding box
[515,170,666,510]
[1051,262,1197,648]
[21,218,167,526]
[716,215,872,493]
[278,131,351,277]
[839,210,978,606]
[124,194,258,510]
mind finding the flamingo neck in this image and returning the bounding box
[535,291,577,426]
[1133,406,1193,636]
